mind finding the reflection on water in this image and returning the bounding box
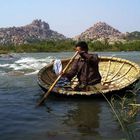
[63,101,100,136]
[60,98,125,140]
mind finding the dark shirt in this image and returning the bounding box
[65,52,101,86]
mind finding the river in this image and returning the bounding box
[0,52,140,140]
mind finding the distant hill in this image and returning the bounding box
[0,19,66,45]
[0,20,139,46]
[74,22,124,41]
[125,31,140,40]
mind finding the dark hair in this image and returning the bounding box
[75,41,88,52]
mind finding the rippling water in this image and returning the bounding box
[0,52,140,140]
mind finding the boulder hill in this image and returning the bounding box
[0,20,138,45]
[0,19,66,45]
[74,22,124,41]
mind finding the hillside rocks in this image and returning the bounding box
[0,19,66,45]
[0,20,138,46]
[74,22,125,41]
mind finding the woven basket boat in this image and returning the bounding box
[38,56,140,96]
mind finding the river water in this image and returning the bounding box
[0,52,140,140]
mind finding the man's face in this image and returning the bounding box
[75,46,82,52]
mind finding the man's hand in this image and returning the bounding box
[78,51,86,58]
[60,70,67,77]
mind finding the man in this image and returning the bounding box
[64,41,102,91]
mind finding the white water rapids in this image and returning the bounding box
[0,53,57,76]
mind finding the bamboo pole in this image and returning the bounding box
[104,66,132,84]
[103,60,111,83]
[107,62,125,82]
[37,51,79,106]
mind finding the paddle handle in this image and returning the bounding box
[37,51,79,106]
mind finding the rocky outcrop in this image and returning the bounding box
[74,22,124,41]
[0,19,66,45]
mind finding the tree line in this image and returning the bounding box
[0,39,140,54]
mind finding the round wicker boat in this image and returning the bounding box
[38,56,140,96]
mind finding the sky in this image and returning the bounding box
[0,0,140,37]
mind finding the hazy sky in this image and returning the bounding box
[0,0,140,37]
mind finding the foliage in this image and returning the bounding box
[110,91,140,140]
[101,81,140,140]
[1,39,140,54]
[126,31,140,40]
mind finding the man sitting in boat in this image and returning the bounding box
[63,41,102,91]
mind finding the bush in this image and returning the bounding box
[0,39,140,54]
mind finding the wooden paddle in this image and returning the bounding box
[37,51,79,106]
